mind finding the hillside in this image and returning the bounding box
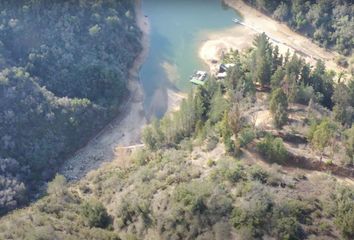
[1,33,353,240]
[0,0,142,215]
[242,0,354,57]
[1,144,352,240]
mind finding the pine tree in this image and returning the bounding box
[270,88,288,128]
[256,58,272,87]
[226,56,244,90]
[229,103,242,137]
[271,67,285,89]
[272,45,282,73]
[253,33,272,88]
[221,111,235,154]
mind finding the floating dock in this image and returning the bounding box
[190,71,208,86]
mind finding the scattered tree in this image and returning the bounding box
[309,119,336,162]
[269,88,288,128]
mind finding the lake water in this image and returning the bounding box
[140,0,239,117]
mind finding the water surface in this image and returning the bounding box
[141,0,239,117]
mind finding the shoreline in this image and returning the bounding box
[59,0,150,181]
[200,0,345,78]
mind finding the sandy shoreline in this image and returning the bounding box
[60,0,149,181]
[200,0,344,77]
[60,0,187,181]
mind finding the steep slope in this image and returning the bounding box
[0,138,352,240]
[0,0,142,214]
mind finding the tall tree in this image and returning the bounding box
[310,119,336,162]
[332,83,353,126]
[253,33,272,88]
[269,88,288,128]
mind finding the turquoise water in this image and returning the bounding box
[140,0,239,117]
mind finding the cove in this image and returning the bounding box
[140,0,239,118]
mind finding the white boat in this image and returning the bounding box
[233,18,240,23]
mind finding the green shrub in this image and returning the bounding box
[231,192,273,238]
[295,85,314,105]
[248,166,269,183]
[81,200,110,228]
[238,127,256,147]
[332,188,354,239]
[276,200,314,224]
[225,165,246,183]
[207,159,216,167]
[257,135,288,163]
[131,149,148,166]
[213,159,247,183]
[26,226,56,240]
[225,137,237,155]
[273,217,302,240]
[173,182,212,214]
[47,174,67,197]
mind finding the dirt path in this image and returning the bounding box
[200,0,345,77]
[59,0,149,181]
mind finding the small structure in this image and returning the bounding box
[190,71,208,86]
[233,18,240,24]
[216,63,235,79]
[217,72,227,79]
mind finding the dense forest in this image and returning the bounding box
[243,0,354,56]
[0,0,141,214]
[1,33,353,240]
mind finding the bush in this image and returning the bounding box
[295,85,314,105]
[332,188,354,239]
[131,149,148,166]
[273,217,302,240]
[207,159,216,167]
[81,200,110,228]
[47,174,67,197]
[248,166,269,183]
[213,159,247,183]
[231,191,273,238]
[174,182,210,214]
[238,127,256,147]
[225,165,246,183]
[257,135,288,163]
